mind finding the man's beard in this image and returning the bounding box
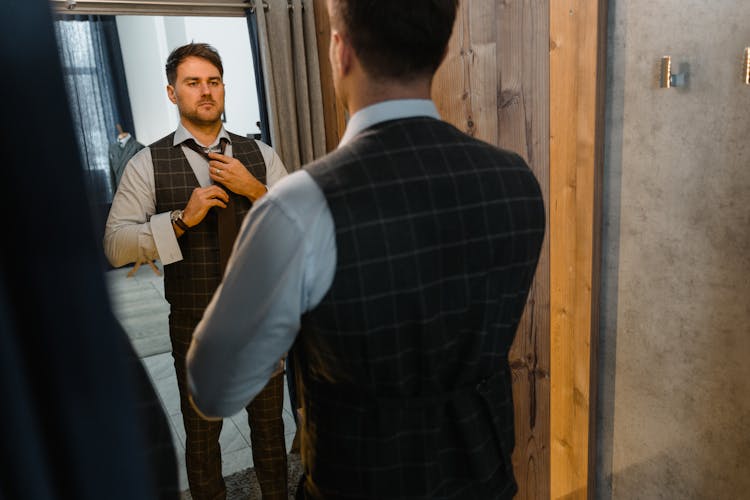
[182,100,224,126]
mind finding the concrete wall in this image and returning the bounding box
[116,16,259,146]
[597,1,750,499]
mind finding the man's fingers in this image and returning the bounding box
[208,152,230,163]
[193,185,225,198]
[208,198,228,209]
[204,185,229,202]
[214,191,230,203]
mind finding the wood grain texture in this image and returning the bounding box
[435,1,550,498]
[312,0,346,151]
[549,1,606,498]
[466,0,498,144]
[497,2,550,499]
[433,3,470,132]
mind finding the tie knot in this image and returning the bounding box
[183,137,228,159]
[209,137,230,153]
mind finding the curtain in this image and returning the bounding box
[246,10,272,146]
[54,15,134,205]
[247,0,326,172]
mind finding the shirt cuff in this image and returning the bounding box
[151,211,183,265]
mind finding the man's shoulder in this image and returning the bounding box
[226,131,256,145]
[302,117,500,169]
[409,118,530,169]
[130,145,152,160]
[227,131,266,156]
[255,170,326,229]
[268,170,318,202]
[124,146,153,171]
[148,132,176,149]
[303,146,352,178]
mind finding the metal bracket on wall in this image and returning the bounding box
[744,48,749,85]
[659,56,687,88]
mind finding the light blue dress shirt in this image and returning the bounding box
[187,99,441,417]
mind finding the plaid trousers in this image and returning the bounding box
[171,312,288,500]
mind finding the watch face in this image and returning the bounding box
[171,210,183,222]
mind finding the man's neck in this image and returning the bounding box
[180,118,222,147]
[345,75,433,116]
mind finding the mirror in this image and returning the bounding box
[55,14,261,205]
[53,13,297,494]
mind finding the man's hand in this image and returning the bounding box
[208,152,267,201]
[181,185,229,229]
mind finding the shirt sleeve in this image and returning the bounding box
[151,212,182,264]
[104,147,184,267]
[187,170,335,418]
[255,139,288,187]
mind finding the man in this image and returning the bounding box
[104,43,288,500]
[188,1,545,498]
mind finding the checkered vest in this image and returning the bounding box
[297,117,545,499]
[151,132,266,320]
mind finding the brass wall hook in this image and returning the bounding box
[659,56,687,88]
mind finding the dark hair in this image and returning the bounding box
[330,0,459,81]
[165,43,223,85]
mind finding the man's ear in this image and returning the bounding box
[166,84,177,104]
[330,30,352,78]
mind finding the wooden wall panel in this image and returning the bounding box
[433,0,499,143]
[435,1,550,498]
[466,0,499,143]
[312,0,346,151]
[497,1,550,499]
[433,4,470,130]
[549,1,607,499]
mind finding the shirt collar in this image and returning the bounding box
[338,99,441,147]
[117,133,131,147]
[173,123,231,149]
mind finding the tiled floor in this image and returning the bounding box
[105,261,297,493]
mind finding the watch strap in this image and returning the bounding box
[171,210,190,232]
[174,215,190,232]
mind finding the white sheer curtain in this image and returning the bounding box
[55,17,120,203]
[253,0,326,172]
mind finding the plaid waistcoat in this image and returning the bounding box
[297,117,545,500]
[151,132,266,320]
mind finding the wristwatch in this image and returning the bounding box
[170,209,190,231]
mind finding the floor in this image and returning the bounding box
[105,261,297,493]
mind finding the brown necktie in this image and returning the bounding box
[182,137,237,274]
